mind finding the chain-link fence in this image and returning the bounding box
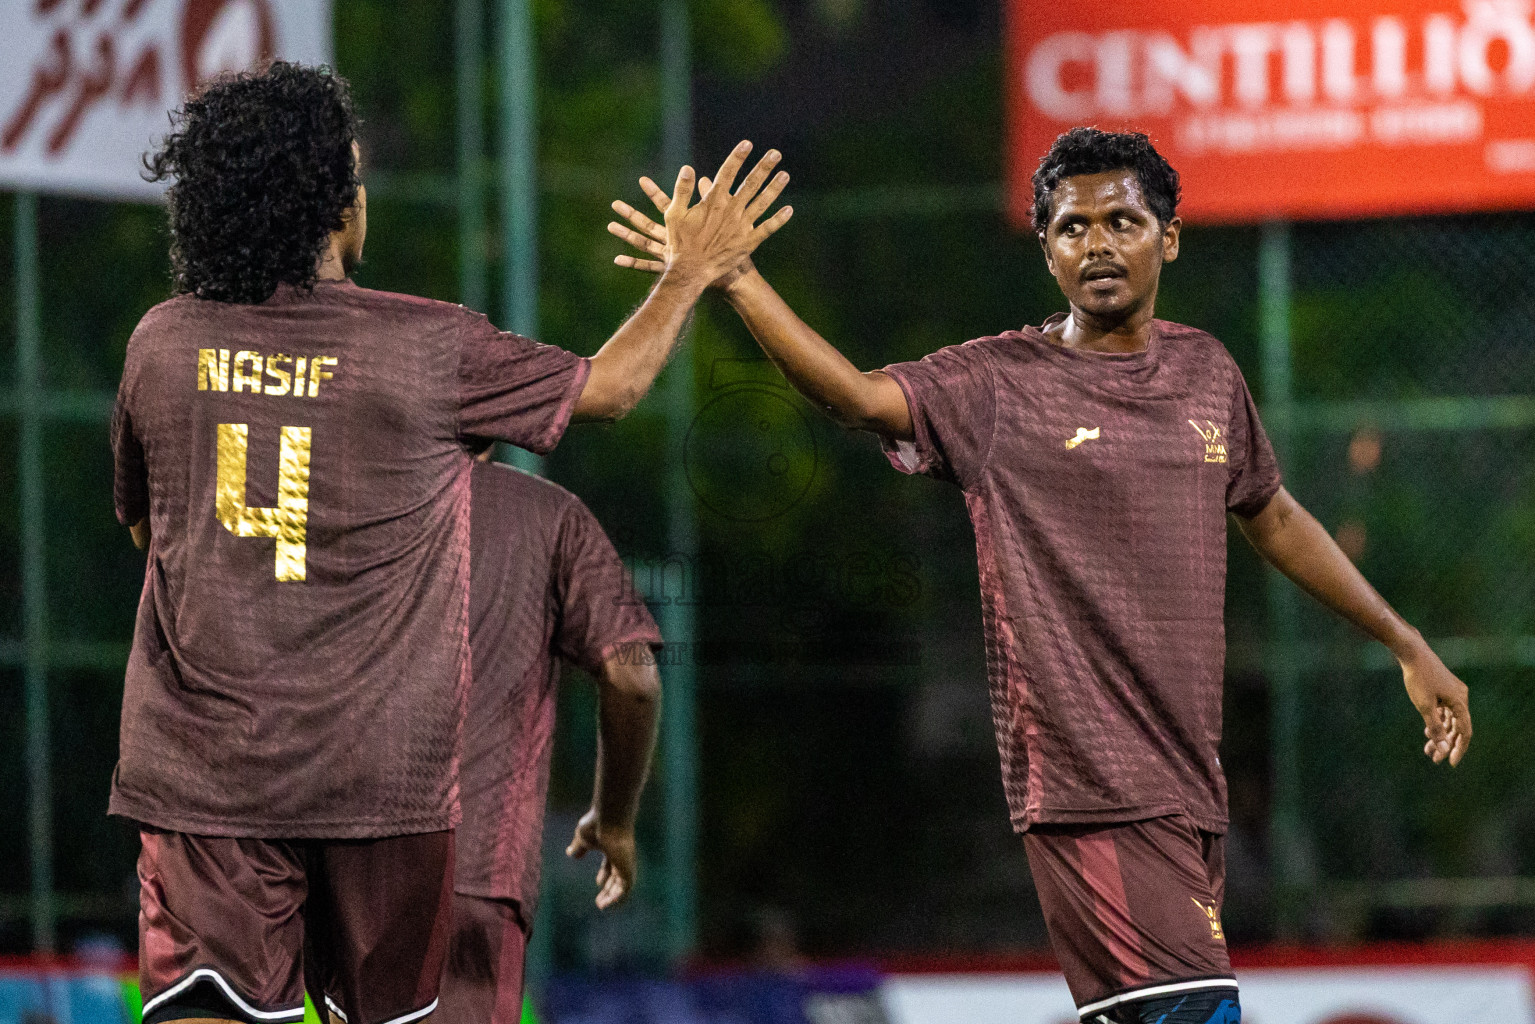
[1263,216,1535,940]
[3,0,1533,963]
[4,202,1533,966]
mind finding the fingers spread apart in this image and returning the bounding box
[709,140,753,196]
[747,171,791,222]
[728,150,781,209]
[668,165,697,214]
[612,200,667,244]
[607,220,665,257]
[750,204,795,246]
[614,254,665,274]
[639,176,669,215]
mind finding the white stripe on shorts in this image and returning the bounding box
[378,996,439,1024]
[1077,977,1239,1019]
[141,968,306,1023]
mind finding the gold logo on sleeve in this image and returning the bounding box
[1188,420,1228,463]
[1065,427,1101,450]
[1192,897,1225,941]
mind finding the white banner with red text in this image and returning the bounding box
[1,0,331,202]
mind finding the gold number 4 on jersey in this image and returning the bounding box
[216,423,312,582]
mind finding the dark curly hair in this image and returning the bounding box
[1031,127,1180,234]
[145,62,360,304]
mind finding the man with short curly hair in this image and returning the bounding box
[110,62,791,1024]
[611,126,1471,1024]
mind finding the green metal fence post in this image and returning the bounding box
[17,192,56,953]
[458,0,488,316]
[659,0,699,964]
[490,0,555,981]
[1259,221,1307,938]
[497,0,543,476]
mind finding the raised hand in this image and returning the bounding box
[609,141,791,286]
[608,179,675,275]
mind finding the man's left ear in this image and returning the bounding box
[1162,217,1182,264]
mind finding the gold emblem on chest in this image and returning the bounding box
[1065,427,1101,450]
[1188,420,1228,463]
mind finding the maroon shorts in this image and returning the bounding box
[1023,815,1237,1020]
[137,828,455,1024]
[437,894,531,1024]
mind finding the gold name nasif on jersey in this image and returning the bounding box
[197,349,339,398]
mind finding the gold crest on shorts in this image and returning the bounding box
[1191,897,1225,941]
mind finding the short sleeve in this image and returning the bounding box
[551,500,662,674]
[457,314,591,454]
[1225,365,1283,517]
[878,341,998,489]
[111,377,148,527]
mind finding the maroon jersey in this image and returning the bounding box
[109,280,589,838]
[457,463,660,909]
[881,317,1280,834]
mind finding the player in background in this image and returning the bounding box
[110,63,788,1024]
[437,450,663,1024]
[608,128,1471,1024]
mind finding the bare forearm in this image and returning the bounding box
[724,267,912,437]
[593,658,661,829]
[574,272,707,423]
[1238,488,1425,659]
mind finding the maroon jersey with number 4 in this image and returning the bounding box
[880,316,1281,834]
[109,279,589,838]
[457,462,661,912]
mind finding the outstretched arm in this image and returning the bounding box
[724,267,913,438]
[609,181,912,439]
[1237,487,1471,766]
[573,143,794,423]
[566,653,661,909]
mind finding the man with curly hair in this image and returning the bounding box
[610,127,1472,1024]
[110,62,790,1024]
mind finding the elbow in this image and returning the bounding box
[604,655,662,707]
[826,399,870,432]
[603,383,649,423]
[836,383,888,434]
[579,389,630,425]
[579,366,648,424]
[630,664,662,709]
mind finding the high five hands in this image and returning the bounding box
[610,140,789,288]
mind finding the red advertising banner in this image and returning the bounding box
[1006,0,1535,223]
